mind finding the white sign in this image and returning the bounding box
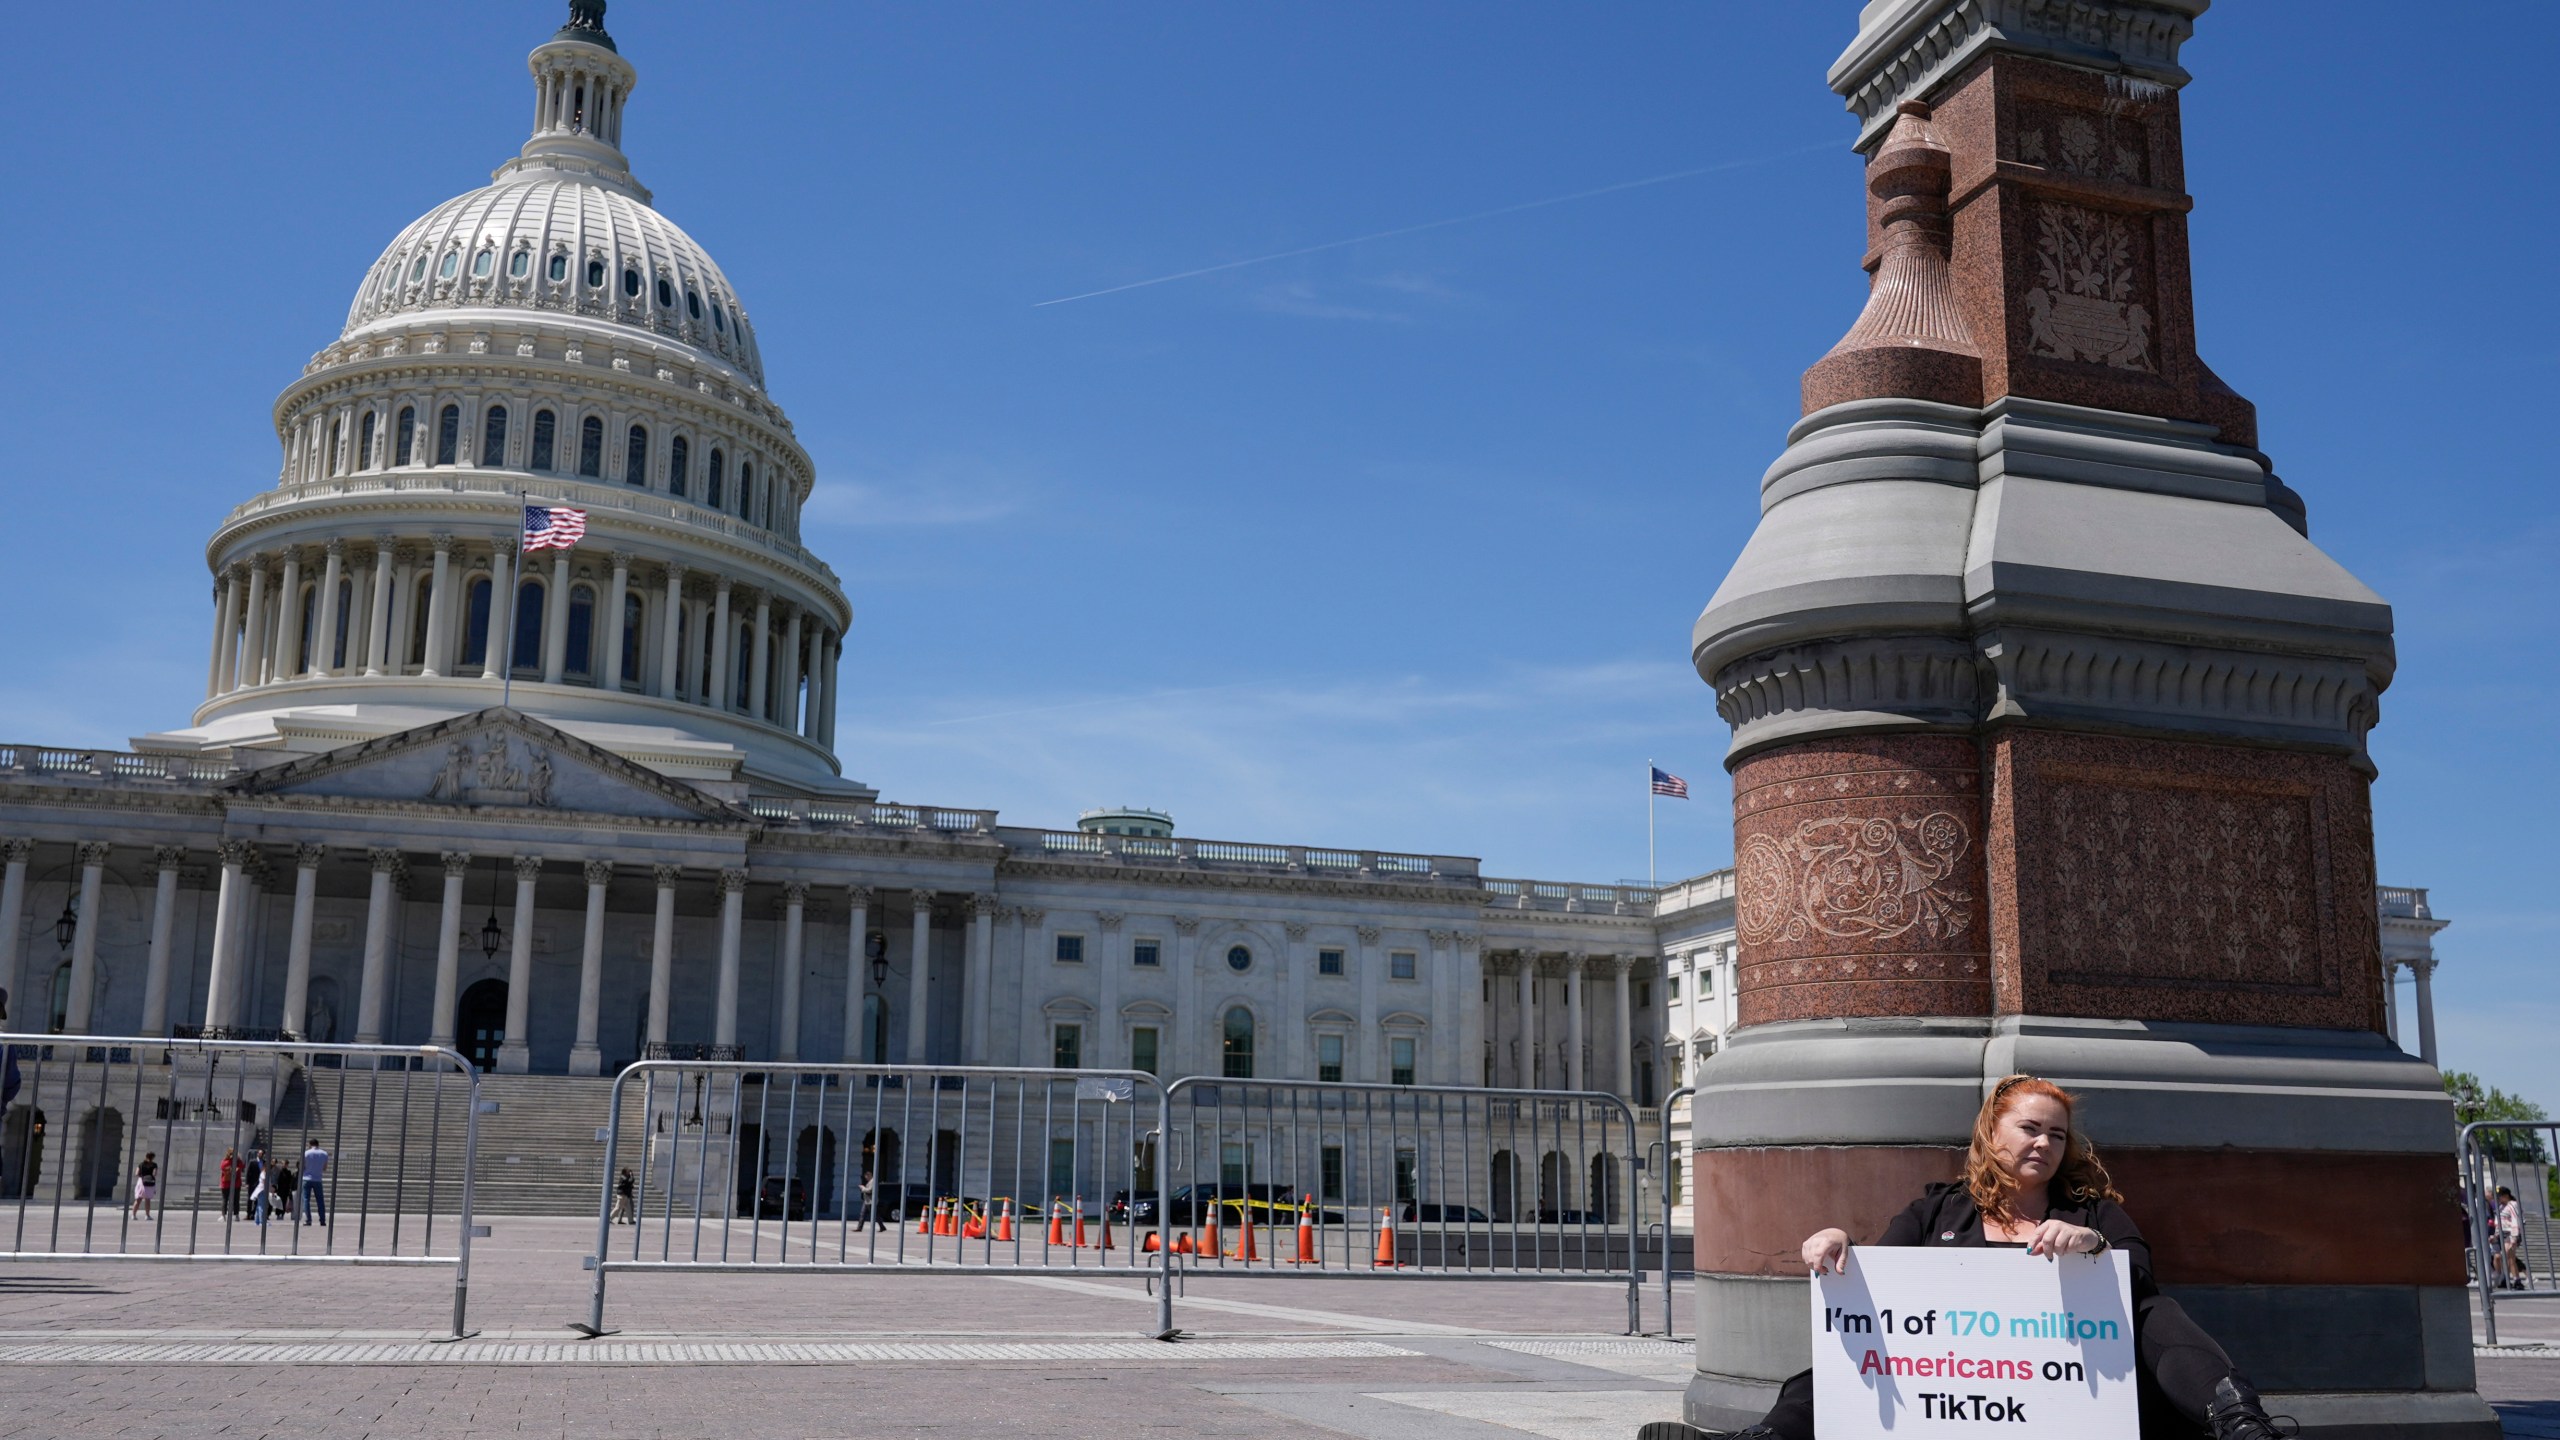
[1811,1246,2137,1440]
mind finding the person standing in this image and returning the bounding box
[243,1148,267,1225]
[270,1160,296,1229]
[300,1141,330,1227]
[218,1147,242,1219]
[129,1152,158,1219]
[2496,1186,2528,1290]
[611,1167,637,1225]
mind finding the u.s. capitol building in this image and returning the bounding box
[0,4,2446,1214]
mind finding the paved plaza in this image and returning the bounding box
[0,1217,2548,1438]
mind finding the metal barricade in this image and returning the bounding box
[1650,1084,1696,1337]
[1155,1077,1644,1334]
[0,1032,485,1338]
[579,1060,1169,1337]
[2462,1118,2560,1346]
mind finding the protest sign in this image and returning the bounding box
[1810,1246,2137,1439]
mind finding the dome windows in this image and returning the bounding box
[358,411,377,471]
[434,404,461,466]
[394,406,417,466]
[409,255,429,283]
[669,436,689,498]
[624,424,649,486]
[530,410,556,471]
[586,258,606,289]
[621,267,641,299]
[438,252,459,281]
[508,250,531,279]
[713,305,727,333]
[654,277,673,309]
[685,289,702,320]
[548,253,569,283]
[471,250,494,279]
[577,416,604,477]
[706,448,724,509]
[481,405,509,467]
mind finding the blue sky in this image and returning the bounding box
[1,4,2549,1103]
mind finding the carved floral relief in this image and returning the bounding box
[1737,810,1976,946]
[2022,201,2154,371]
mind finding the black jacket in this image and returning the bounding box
[1874,1180,2157,1298]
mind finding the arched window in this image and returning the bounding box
[410,575,434,665]
[547,253,568,283]
[1221,1007,1255,1079]
[394,406,416,466]
[295,584,317,675]
[509,250,531,279]
[460,576,493,667]
[620,591,644,689]
[566,584,596,678]
[622,266,641,298]
[685,288,702,320]
[437,251,458,280]
[577,416,603,477]
[331,578,354,669]
[740,462,755,522]
[512,581,544,674]
[435,404,460,466]
[655,276,673,309]
[735,623,752,707]
[481,405,509,467]
[668,436,689,498]
[358,411,377,471]
[624,425,648,486]
[585,257,606,289]
[471,250,493,279]
[530,410,556,471]
[326,418,343,476]
[706,448,725,509]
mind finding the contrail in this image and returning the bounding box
[1033,139,1837,308]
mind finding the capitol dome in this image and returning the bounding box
[148,0,863,800]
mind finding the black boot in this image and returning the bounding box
[2206,1376,2296,1440]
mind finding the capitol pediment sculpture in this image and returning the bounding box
[426,734,556,807]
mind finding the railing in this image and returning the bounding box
[0,1032,486,1339]
[2376,886,2434,920]
[1651,871,1736,914]
[0,746,234,784]
[1651,1085,1697,1337]
[998,828,1479,883]
[745,799,998,835]
[579,1061,1168,1338]
[1480,877,1660,912]
[641,1042,745,1062]
[2462,1119,2558,1347]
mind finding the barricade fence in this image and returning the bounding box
[580,1061,1169,1336]
[1651,1084,1696,1338]
[0,1031,485,1338]
[2463,1118,2560,1346]
[1153,1077,1644,1334]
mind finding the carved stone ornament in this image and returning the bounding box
[1355,925,1382,943]
[1283,921,1309,940]
[782,882,810,906]
[513,855,544,882]
[843,884,874,907]
[1172,915,1199,934]
[584,859,614,886]
[155,845,190,870]
[651,864,683,889]
[425,734,557,808]
[3,837,36,865]
[717,868,749,895]
[294,843,326,870]
[2022,201,2154,371]
[77,841,113,868]
[440,851,473,878]
[1736,810,1976,946]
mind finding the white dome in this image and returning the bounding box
[344,177,766,385]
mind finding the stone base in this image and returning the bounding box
[494,1041,531,1074]
[567,1044,603,1077]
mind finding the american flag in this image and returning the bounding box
[522,504,587,550]
[1649,766,1689,799]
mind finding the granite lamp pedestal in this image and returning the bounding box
[1680,4,2494,1436]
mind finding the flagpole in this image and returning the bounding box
[500,491,523,709]
[1647,758,1657,889]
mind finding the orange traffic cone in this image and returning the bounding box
[938,1200,960,1237]
[916,1201,933,1235]
[1231,1215,1259,1262]
[1099,1220,1114,1251]
[1143,1230,1161,1253]
[1173,1232,1195,1255]
[1292,1197,1317,1264]
[1372,1209,1401,1268]
[1201,1207,1222,1261]
[994,1198,1016,1243]
[1047,1202,1067,1247]
[963,1203,987,1240]
[1072,1212,1088,1247]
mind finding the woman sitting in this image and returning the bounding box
[1644,1075,2290,1440]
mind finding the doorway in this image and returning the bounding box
[76,1107,123,1201]
[795,1124,840,1215]
[1490,1150,1517,1222]
[2,1107,45,1198]
[458,979,508,1071]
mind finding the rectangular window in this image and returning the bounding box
[1052,1023,1082,1069]
[1049,1137,1077,1204]
[1132,939,1161,968]
[1320,1145,1344,1203]
[1700,966,1714,998]
[1667,974,1681,1001]
[1054,934,1084,964]
[1131,1027,1159,1077]
[1391,1037,1416,1086]
[1393,1148,1417,1204]
[1317,1034,1344,1083]
[1637,981,1651,1010]
[1666,1152,1684,1205]
[529,410,555,470]
[1221,1143,1247,1188]
[1390,950,1416,980]
[1318,948,1345,976]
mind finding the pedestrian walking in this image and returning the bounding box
[858,1165,886,1230]
[243,1148,266,1225]
[300,1141,330,1227]
[270,1160,296,1228]
[2496,1186,2528,1289]
[129,1152,158,1219]
[219,1147,242,1219]
[611,1167,637,1224]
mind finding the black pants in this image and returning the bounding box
[1751,1294,2239,1440]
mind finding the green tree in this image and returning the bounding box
[2445,1071,2550,1162]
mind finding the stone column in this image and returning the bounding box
[61,842,110,1034]
[655,562,686,700]
[239,557,270,686]
[355,849,398,1044]
[840,885,872,1061]
[818,632,841,748]
[363,538,397,675]
[140,847,184,1036]
[482,542,518,680]
[280,843,323,1037]
[274,548,306,681]
[801,630,826,739]
[0,839,30,1028]
[748,593,773,721]
[903,891,933,1063]
[493,856,540,1072]
[681,594,709,703]
[1173,915,1200,1076]
[967,894,997,1064]
[776,882,808,1062]
[420,535,456,677]
[571,861,609,1074]
[1612,957,1635,1100]
[1282,921,1310,1079]
[647,866,678,1046]
[599,551,632,689]
[428,851,468,1049]
[1353,924,1383,1081]
[312,540,345,676]
[1092,910,1123,1071]
[2380,960,2401,1046]
[541,550,573,684]
[2416,953,2437,1065]
[1514,951,1536,1088]
[714,868,746,1050]
[780,608,805,732]
[201,841,254,1030]
[1456,932,1483,1088]
[1564,954,1586,1093]
[708,578,734,711]
[210,567,244,697]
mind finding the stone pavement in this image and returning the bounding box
[0,1217,2552,1437]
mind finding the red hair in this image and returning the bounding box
[1966,1075,2121,1226]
